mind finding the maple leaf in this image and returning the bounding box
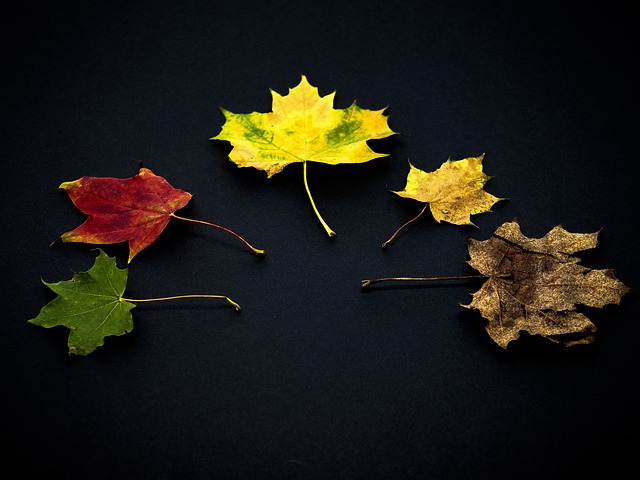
[29,249,240,355]
[463,219,630,348]
[382,154,503,247]
[211,75,396,237]
[362,219,629,349]
[55,167,264,262]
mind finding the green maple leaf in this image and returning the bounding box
[29,249,135,355]
[29,249,240,355]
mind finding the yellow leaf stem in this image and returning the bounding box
[303,162,335,237]
[121,294,241,311]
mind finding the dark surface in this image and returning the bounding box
[2,1,637,478]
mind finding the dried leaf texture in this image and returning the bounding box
[463,220,629,348]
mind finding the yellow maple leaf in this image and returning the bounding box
[211,75,396,236]
[383,154,504,247]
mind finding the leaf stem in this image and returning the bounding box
[303,162,335,237]
[361,275,489,288]
[171,214,265,255]
[381,204,428,248]
[121,294,241,311]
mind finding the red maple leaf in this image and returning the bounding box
[57,167,263,262]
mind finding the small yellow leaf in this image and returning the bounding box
[393,154,502,225]
[382,155,503,247]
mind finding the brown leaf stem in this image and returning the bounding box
[361,275,490,289]
[120,294,241,311]
[171,214,265,255]
[381,204,428,248]
[304,162,335,237]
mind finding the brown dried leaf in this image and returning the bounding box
[463,219,629,348]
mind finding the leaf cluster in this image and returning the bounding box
[29,75,629,355]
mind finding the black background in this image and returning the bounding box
[3,1,638,478]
